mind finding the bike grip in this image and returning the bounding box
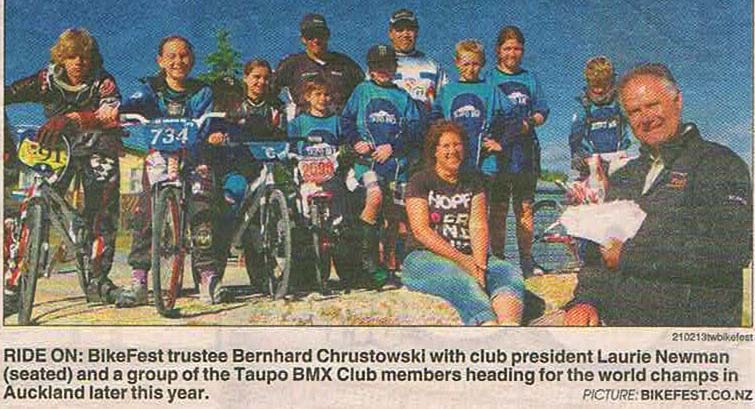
[119,113,148,124]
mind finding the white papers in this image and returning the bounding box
[558,200,646,245]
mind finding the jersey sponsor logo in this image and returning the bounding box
[450,94,486,140]
[365,99,401,141]
[589,119,619,130]
[727,194,748,206]
[497,82,531,107]
[667,171,688,190]
[453,104,482,119]
[396,78,431,101]
[306,128,338,146]
[368,110,397,124]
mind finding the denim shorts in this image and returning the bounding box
[402,250,525,325]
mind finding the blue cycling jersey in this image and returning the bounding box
[431,80,515,175]
[121,75,214,161]
[341,80,425,181]
[288,113,344,148]
[569,94,630,160]
[486,68,549,175]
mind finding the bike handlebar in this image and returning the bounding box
[119,111,226,127]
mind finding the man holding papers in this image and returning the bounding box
[565,63,752,326]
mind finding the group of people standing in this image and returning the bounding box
[4,8,751,327]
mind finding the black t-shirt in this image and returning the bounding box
[404,169,485,255]
[273,51,365,112]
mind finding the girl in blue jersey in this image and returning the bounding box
[206,58,287,294]
[341,44,424,288]
[431,39,516,176]
[118,36,221,307]
[486,26,549,276]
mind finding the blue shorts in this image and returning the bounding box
[402,250,524,325]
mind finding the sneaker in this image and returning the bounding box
[115,284,148,308]
[213,285,232,303]
[85,277,121,304]
[384,270,403,289]
[200,270,220,305]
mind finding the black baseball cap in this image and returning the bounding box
[367,44,397,68]
[300,13,330,37]
[389,9,418,29]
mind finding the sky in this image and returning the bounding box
[4,0,753,172]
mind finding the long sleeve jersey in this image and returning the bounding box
[569,93,630,162]
[487,68,549,175]
[5,64,122,154]
[121,75,213,162]
[341,80,425,181]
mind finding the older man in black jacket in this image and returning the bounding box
[566,63,752,326]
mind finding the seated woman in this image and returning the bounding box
[402,120,524,325]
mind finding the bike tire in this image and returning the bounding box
[243,240,265,294]
[151,187,185,316]
[262,189,292,300]
[531,199,581,273]
[75,235,94,300]
[17,202,47,325]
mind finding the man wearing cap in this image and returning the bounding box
[341,44,425,289]
[274,13,364,117]
[388,8,447,109]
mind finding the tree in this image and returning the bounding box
[198,28,242,84]
[199,28,244,112]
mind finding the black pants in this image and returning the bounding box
[127,162,218,274]
[576,266,743,327]
[57,152,120,280]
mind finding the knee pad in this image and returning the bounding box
[223,173,247,208]
[89,154,118,183]
[192,224,213,250]
[190,167,214,198]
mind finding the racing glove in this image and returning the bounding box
[36,115,76,148]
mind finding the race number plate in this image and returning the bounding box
[298,158,336,184]
[17,139,69,175]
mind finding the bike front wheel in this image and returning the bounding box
[151,187,185,316]
[261,189,292,300]
[17,201,48,325]
[531,199,581,273]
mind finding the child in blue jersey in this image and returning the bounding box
[431,39,515,175]
[569,56,630,178]
[288,79,349,219]
[486,26,550,276]
[118,35,221,307]
[341,44,424,288]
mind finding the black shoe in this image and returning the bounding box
[358,220,385,289]
[3,287,19,318]
[86,277,120,304]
